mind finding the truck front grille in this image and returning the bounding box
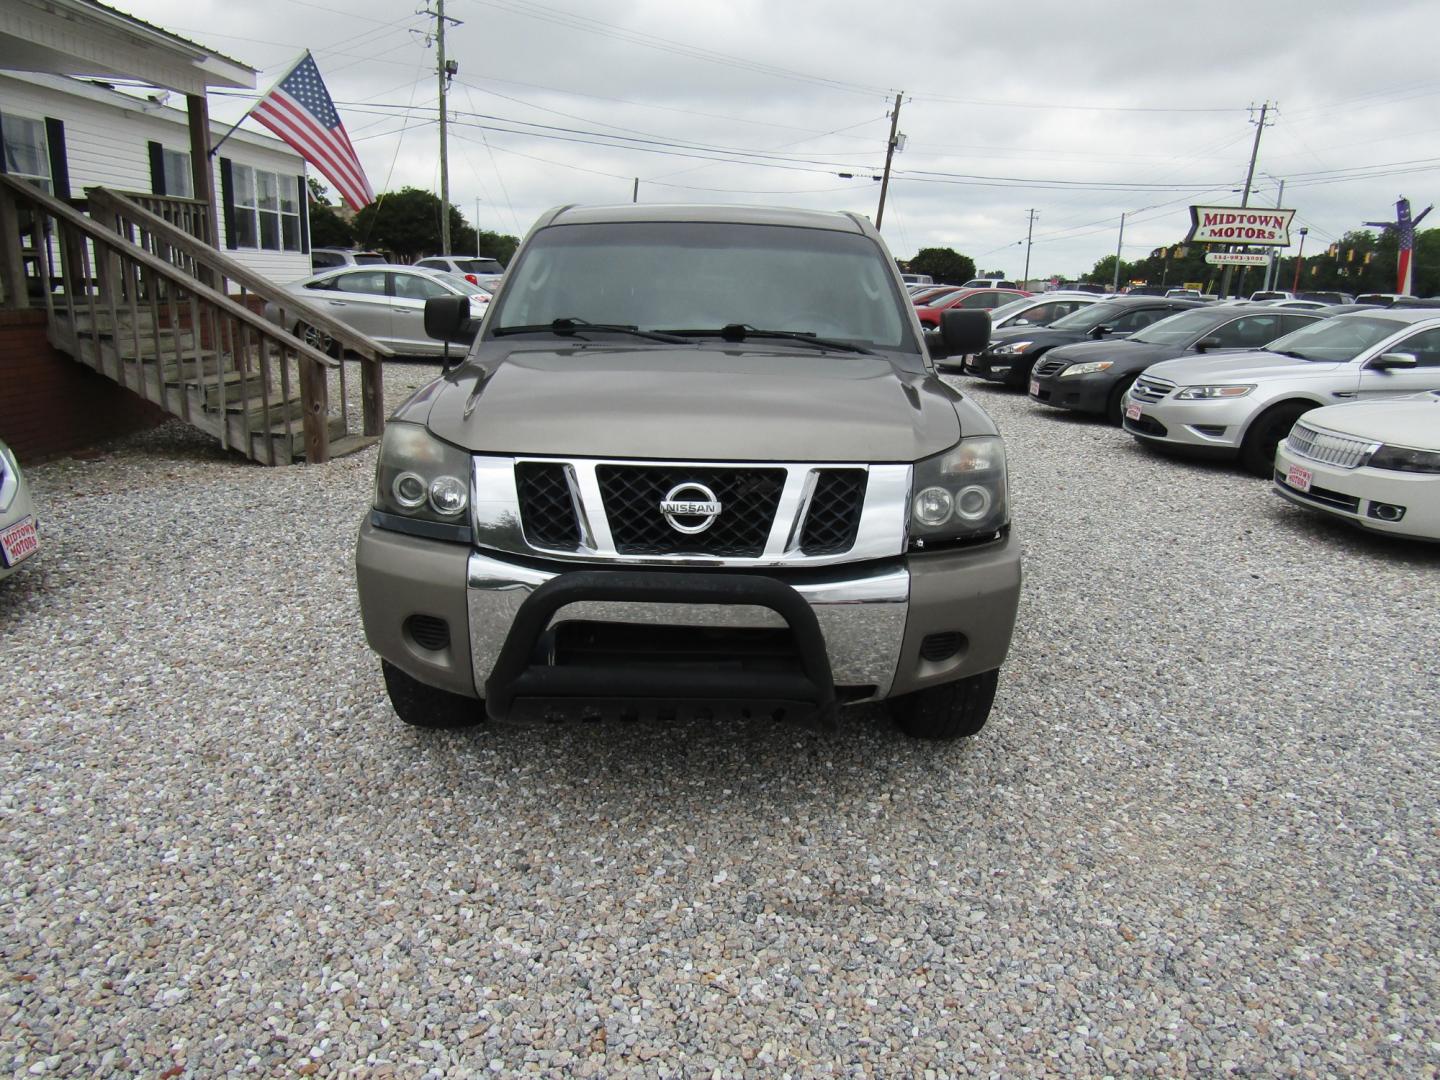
[515,462,582,549]
[799,469,868,555]
[598,465,785,557]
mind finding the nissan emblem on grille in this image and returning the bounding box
[659,482,723,534]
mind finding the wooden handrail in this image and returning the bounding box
[87,187,393,363]
[2,177,337,368]
[0,173,345,463]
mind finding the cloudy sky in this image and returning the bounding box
[124,0,1440,279]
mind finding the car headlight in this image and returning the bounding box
[1366,443,1440,473]
[908,436,1009,549]
[992,341,1033,355]
[373,421,473,540]
[1175,384,1255,400]
[1060,361,1113,377]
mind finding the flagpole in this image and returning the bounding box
[210,51,307,158]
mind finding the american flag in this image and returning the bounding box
[249,52,375,212]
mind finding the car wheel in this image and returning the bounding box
[381,659,484,729]
[1107,376,1138,426]
[295,322,339,358]
[888,669,999,740]
[1239,401,1311,478]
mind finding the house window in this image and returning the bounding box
[3,115,51,192]
[231,164,301,252]
[162,148,193,198]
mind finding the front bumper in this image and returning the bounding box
[1120,390,1253,454]
[964,351,1018,382]
[1028,371,1110,414]
[355,520,1022,713]
[1273,442,1440,541]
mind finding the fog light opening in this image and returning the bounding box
[1368,502,1406,522]
[405,614,451,651]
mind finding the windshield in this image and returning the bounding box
[1049,300,1128,330]
[1262,315,1405,362]
[1131,308,1224,345]
[490,222,915,350]
[990,298,1035,323]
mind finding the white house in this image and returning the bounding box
[1,69,313,284]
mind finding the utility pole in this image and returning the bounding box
[1220,101,1272,298]
[1290,227,1308,292]
[1111,212,1126,293]
[1023,209,1036,287]
[875,92,903,231]
[1263,178,1285,290]
[632,178,639,203]
[475,197,480,257]
[420,0,462,253]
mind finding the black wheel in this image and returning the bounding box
[295,321,339,359]
[381,659,484,729]
[1238,402,1311,478]
[888,669,999,740]
[1107,376,1138,426]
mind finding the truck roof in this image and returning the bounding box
[537,203,872,234]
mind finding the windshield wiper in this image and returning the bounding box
[664,324,876,355]
[492,318,691,344]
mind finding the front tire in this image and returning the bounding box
[1107,376,1138,426]
[1239,402,1311,478]
[888,669,999,740]
[1006,351,1045,391]
[295,321,339,359]
[382,660,484,729]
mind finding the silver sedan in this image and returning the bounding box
[264,265,491,358]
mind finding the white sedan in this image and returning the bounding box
[1273,390,1440,541]
[0,439,39,582]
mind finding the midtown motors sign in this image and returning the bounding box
[1187,206,1296,246]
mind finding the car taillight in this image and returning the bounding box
[465,273,479,285]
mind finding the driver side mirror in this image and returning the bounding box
[1371,351,1418,370]
[424,295,473,342]
[1089,325,1112,340]
[934,308,989,359]
[1195,336,1223,353]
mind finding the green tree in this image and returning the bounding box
[352,187,519,263]
[305,178,355,248]
[1085,254,1137,287]
[906,247,976,285]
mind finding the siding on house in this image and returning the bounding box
[0,71,313,284]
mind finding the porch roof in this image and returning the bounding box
[0,0,255,97]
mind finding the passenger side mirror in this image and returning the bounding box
[939,308,990,356]
[1089,325,1112,339]
[424,295,472,342]
[1371,351,1418,370]
[1195,336,1223,353]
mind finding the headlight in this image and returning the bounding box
[373,422,473,540]
[908,436,1009,548]
[1060,361,1113,377]
[993,341,1033,355]
[1175,384,1255,400]
[1367,443,1440,473]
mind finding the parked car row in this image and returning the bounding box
[938,302,1440,542]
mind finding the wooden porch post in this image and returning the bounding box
[186,94,219,249]
[0,185,29,309]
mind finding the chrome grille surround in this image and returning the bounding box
[474,456,911,568]
[1284,423,1379,470]
[1130,375,1176,404]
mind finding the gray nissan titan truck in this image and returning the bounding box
[354,204,1022,739]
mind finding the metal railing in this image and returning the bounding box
[0,174,343,464]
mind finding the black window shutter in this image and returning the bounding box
[45,118,70,198]
[298,174,310,253]
[0,111,7,174]
[219,157,237,250]
[148,141,166,195]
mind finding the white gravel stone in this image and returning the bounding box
[0,366,1437,1077]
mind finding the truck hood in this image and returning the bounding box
[412,345,962,462]
[1144,350,1345,384]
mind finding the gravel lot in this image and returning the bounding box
[3,362,1438,1078]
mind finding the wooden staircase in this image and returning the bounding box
[0,177,394,464]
